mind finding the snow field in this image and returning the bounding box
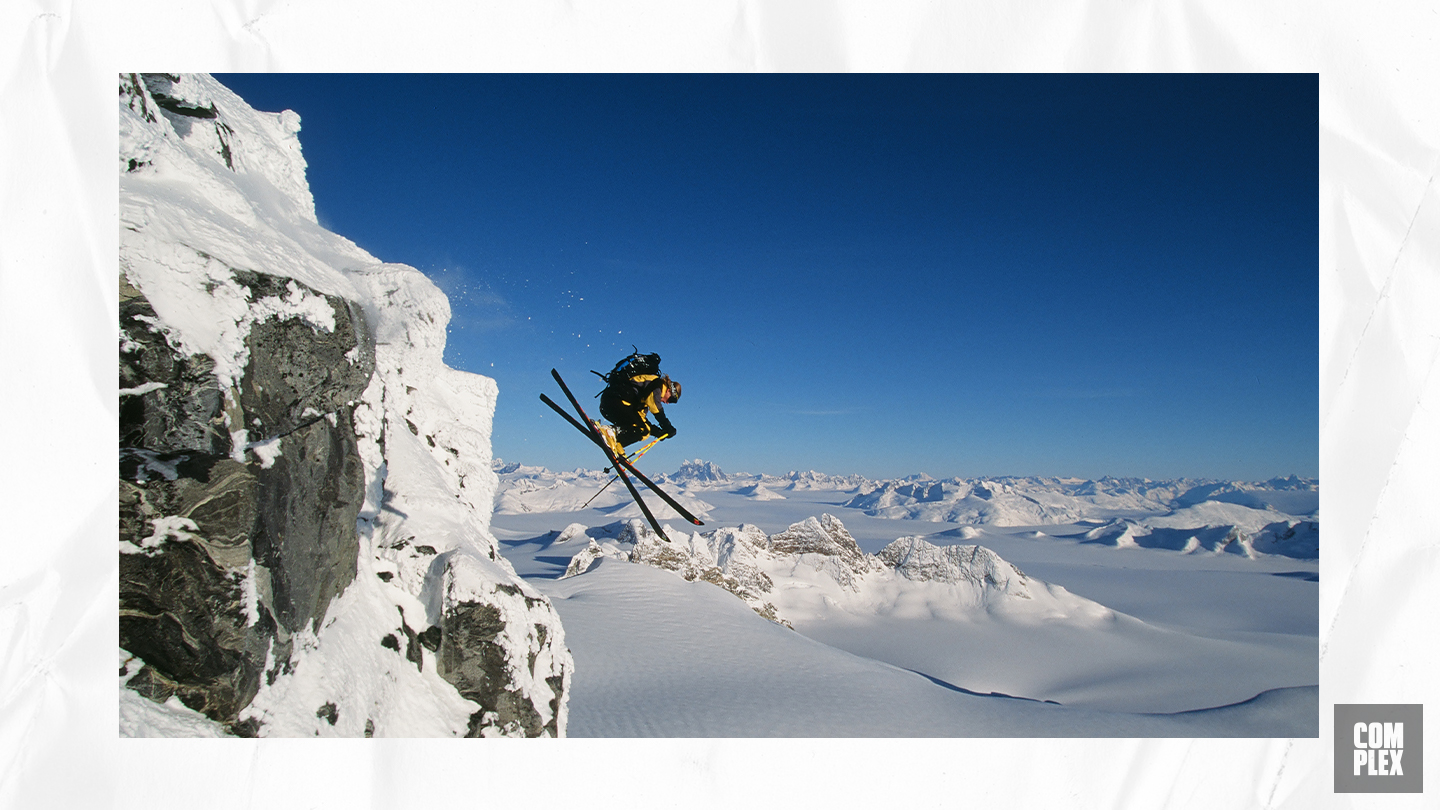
[493,471,1317,736]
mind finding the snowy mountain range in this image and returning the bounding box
[495,459,1318,561]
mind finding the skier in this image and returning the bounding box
[542,365,704,536]
[593,351,681,457]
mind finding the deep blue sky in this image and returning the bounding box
[214,74,1316,481]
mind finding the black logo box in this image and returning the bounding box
[1334,704,1423,794]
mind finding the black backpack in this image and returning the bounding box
[593,348,661,399]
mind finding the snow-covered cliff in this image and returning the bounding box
[118,74,571,737]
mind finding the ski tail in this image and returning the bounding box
[607,441,704,526]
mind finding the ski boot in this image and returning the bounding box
[594,424,624,458]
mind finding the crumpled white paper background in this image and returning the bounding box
[1,2,1434,808]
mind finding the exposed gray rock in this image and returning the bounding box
[234,269,374,435]
[119,532,272,720]
[120,278,229,459]
[766,514,867,563]
[561,521,792,627]
[118,270,376,727]
[251,413,367,632]
[630,528,784,625]
[765,514,883,589]
[438,598,553,737]
[434,555,568,738]
[563,515,1054,628]
[1252,520,1319,560]
[665,459,728,484]
[562,539,607,579]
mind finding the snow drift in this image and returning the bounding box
[118,73,571,737]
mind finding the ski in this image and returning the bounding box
[580,437,663,509]
[540,392,668,539]
[544,368,705,527]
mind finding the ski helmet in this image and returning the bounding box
[664,377,681,403]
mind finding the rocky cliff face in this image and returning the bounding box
[119,266,374,723]
[118,73,571,737]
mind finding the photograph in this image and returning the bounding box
[119,72,1317,739]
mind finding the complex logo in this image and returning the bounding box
[1335,704,1424,793]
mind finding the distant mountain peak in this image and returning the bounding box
[767,514,869,565]
[669,459,728,484]
[877,536,1031,597]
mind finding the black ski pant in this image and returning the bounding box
[599,390,653,448]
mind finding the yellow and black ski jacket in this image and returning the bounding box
[600,373,674,442]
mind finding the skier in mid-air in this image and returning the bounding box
[541,353,701,537]
[592,350,681,457]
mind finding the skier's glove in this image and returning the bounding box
[652,425,676,440]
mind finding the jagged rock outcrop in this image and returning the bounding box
[842,474,1319,531]
[119,73,571,737]
[877,536,1032,598]
[436,559,566,737]
[558,514,1072,626]
[766,514,861,560]
[563,521,789,627]
[766,470,871,491]
[765,514,884,588]
[842,478,1076,525]
[635,524,787,624]
[1252,520,1319,559]
[120,256,373,724]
